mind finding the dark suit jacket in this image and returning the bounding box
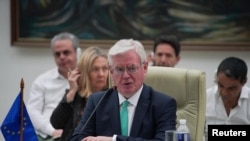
[70,84,177,141]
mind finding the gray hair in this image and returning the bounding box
[50,32,79,51]
[108,39,146,65]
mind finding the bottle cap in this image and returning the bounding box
[180,119,186,124]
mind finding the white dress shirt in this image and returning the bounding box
[112,85,143,141]
[118,85,142,135]
[204,85,250,141]
[27,68,69,138]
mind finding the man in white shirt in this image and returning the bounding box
[27,32,79,141]
[204,57,250,141]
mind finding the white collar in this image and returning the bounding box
[118,85,143,106]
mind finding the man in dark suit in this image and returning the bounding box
[71,39,177,141]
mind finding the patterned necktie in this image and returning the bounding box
[120,100,129,136]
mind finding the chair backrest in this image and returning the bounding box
[144,66,206,141]
[108,66,206,141]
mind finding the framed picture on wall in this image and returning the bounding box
[11,0,250,50]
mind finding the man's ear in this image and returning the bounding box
[109,66,113,74]
[241,77,247,86]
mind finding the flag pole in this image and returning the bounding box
[20,78,24,141]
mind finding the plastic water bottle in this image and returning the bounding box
[176,119,190,141]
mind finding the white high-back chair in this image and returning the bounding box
[144,66,206,141]
[108,66,206,141]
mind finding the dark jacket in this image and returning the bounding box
[71,84,177,141]
[50,91,87,141]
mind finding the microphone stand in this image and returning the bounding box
[77,87,115,141]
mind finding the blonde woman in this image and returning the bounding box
[50,46,109,141]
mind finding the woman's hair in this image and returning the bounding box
[77,46,108,98]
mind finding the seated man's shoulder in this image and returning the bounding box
[206,85,217,95]
[34,67,59,81]
[243,85,250,90]
[151,89,176,104]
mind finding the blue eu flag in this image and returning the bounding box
[1,92,38,141]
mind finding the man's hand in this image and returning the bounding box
[82,136,112,141]
[52,129,63,139]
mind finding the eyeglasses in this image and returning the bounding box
[54,50,72,58]
[112,64,143,75]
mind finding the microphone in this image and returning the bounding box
[76,86,116,141]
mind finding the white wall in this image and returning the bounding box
[0,1,250,140]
